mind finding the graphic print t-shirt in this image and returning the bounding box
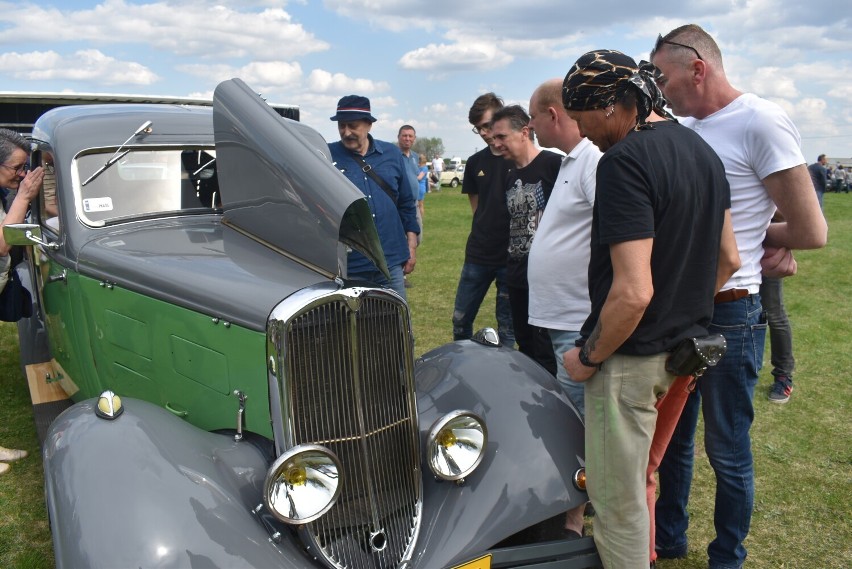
[505,150,562,287]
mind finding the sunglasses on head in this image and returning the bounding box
[654,34,702,61]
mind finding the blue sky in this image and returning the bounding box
[1,0,850,162]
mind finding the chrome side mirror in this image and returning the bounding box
[3,223,59,250]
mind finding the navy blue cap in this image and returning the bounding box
[330,94,377,123]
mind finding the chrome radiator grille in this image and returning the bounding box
[270,286,421,569]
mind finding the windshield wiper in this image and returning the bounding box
[192,157,216,178]
[82,120,153,186]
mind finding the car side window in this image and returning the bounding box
[74,148,218,226]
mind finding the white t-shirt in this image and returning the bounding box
[528,138,601,330]
[431,157,443,174]
[682,93,805,293]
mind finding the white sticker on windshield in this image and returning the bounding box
[83,197,114,212]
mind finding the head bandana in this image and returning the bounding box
[563,49,675,130]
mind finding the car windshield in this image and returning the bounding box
[74,148,219,226]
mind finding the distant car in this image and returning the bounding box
[440,163,465,187]
[5,78,598,569]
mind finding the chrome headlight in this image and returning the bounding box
[263,444,342,524]
[428,410,487,481]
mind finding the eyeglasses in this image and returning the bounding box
[471,121,492,135]
[0,163,28,175]
[653,34,702,61]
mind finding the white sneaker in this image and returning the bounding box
[0,463,10,476]
[0,447,27,462]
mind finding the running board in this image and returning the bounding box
[25,361,72,445]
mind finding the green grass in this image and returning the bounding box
[1,188,850,568]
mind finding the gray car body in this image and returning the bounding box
[32,79,596,568]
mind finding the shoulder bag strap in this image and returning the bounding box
[351,154,397,206]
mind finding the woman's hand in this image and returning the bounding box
[16,167,44,203]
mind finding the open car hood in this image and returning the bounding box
[212,78,387,279]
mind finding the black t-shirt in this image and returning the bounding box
[581,121,730,355]
[461,148,512,266]
[505,150,562,287]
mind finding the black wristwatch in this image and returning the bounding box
[578,346,601,370]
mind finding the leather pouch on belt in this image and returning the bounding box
[665,334,727,377]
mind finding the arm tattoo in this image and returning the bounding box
[586,322,602,357]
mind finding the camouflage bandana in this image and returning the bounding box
[563,50,675,130]
[631,61,676,129]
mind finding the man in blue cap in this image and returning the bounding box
[328,95,420,300]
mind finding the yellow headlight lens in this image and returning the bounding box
[95,390,124,420]
[428,411,487,481]
[264,445,342,524]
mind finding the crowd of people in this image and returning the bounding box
[328,23,827,569]
[0,21,830,568]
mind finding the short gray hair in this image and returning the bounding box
[0,128,30,165]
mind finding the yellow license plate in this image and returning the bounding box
[452,554,491,569]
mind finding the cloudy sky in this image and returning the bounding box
[1,0,850,162]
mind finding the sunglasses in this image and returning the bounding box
[654,34,702,61]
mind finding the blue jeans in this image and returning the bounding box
[656,294,766,569]
[349,264,407,301]
[549,329,585,419]
[758,277,795,379]
[452,262,514,346]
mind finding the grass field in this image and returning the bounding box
[0,188,850,568]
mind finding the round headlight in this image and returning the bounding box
[95,390,124,420]
[263,445,342,524]
[428,410,488,481]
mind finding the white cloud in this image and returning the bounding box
[240,61,303,87]
[306,69,390,94]
[0,49,158,85]
[742,66,800,98]
[789,98,837,136]
[828,85,852,99]
[176,63,238,84]
[0,1,328,60]
[399,42,513,72]
[178,61,302,92]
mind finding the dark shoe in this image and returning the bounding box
[564,529,583,540]
[768,376,793,403]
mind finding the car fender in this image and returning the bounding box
[43,398,313,568]
[412,341,587,568]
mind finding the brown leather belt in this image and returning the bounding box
[714,288,750,304]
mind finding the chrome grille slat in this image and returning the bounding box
[271,288,421,569]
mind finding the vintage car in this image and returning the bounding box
[439,163,465,188]
[6,78,599,569]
